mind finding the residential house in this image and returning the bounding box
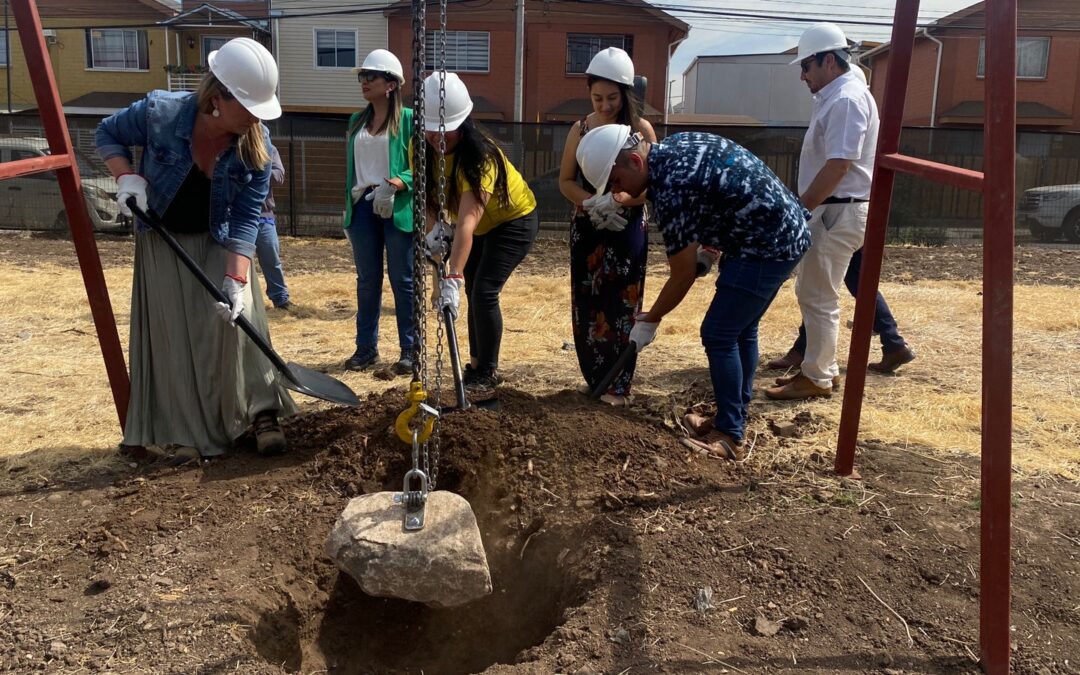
[272,0,386,114]
[160,1,271,93]
[680,52,813,126]
[0,0,177,114]
[862,0,1080,130]
[385,0,688,123]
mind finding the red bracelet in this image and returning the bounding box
[445,273,464,280]
[225,273,248,284]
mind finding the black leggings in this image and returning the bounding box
[464,210,538,372]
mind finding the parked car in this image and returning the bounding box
[1018,184,1080,243]
[0,136,129,233]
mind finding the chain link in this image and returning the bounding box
[410,0,427,387]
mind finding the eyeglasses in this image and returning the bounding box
[800,58,816,74]
[357,71,388,83]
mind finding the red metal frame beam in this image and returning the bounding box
[0,153,71,180]
[877,153,984,193]
[10,0,129,429]
[980,0,1016,671]
[835,0,919,477]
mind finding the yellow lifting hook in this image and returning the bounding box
[395,380,436,444]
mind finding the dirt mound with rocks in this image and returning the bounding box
[1,386,1077,673]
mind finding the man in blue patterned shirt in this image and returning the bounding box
[576,125,810,458]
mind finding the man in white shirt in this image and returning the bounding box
[767,23,881,400]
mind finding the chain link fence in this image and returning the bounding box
[1,113,1077,247]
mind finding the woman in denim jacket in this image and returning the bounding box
[96,38,296,462]
[342,49,415,375]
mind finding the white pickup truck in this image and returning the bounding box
[1018,184,1080,243]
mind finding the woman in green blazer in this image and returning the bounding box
[343,49,416,374]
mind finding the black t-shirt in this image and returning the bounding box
[163,166,212,234]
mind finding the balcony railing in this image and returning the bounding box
[167,72,205,93]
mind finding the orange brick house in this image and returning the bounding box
[385,0,688,123]
[861,0,1080,130]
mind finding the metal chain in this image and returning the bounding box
[410,0,427,388]
[428,0,451,490]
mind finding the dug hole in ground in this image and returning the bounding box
[0,235,1078,673]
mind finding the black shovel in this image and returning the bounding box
[127,199,360,408]
[430,259,499,412]
[591,343,637,399]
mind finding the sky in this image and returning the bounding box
[656,0,978,101]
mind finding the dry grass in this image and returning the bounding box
[1,242,1078,480]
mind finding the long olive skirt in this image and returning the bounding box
[122,230,297,454]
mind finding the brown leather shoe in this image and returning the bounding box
[764,373,833,400]
[869,345,916,374]
[774,373,841,390]
[766,346,803,370]
[680,430,742,461]
[682,413,714,436]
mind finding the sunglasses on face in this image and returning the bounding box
[358,71,388,83]
[800,58,815,74]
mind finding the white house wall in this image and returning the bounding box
[687,54,814,125]
[274,0,389,109]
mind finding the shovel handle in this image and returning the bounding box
[591,343,637,399]
[126,198,294,381]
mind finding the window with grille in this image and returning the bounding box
[977,37,1049,79]
[424,31,489,73]
[315,29,357,68]
[202,36,230,65]
[85,29,149,70]
[566,34,633,75]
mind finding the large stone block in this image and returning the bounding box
[324,491,492,608]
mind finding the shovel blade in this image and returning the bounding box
[282,362,360,407]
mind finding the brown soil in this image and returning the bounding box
[4,230,1080,286]
[2,385,1078,674]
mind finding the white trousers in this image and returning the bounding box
[794,202,868,388]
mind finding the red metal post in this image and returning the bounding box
[877,153,984,193]
[834,0,921,476]
[980,0,1016,671]
[10,0,129,428]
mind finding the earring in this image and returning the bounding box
[212,108,220,118]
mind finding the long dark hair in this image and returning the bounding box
[587,75,643,129]
[347,73,403,138]
[425,117,510,215]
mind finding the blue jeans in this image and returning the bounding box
[701,255,801,443]
[793,247,907,355]
[345,195,415,356]
[255,216,290,307]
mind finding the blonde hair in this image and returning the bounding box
[195,73,271,170]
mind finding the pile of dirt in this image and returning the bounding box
[1,386,1078,673]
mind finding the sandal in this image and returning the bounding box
[600,393,633,407]
[253,412,287,456]
[680,430,742,461]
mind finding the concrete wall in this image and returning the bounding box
[682,54,813,126]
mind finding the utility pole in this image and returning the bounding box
[513,0,524,123]
[5,0,11,114]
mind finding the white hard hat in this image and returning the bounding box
[355,49,404,84]
[586,47,635,86]
[576,124,632,193]
[423,71,473,132]
[208,37,281,120]
[790,23,850,65]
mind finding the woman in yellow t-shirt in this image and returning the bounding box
[422,72,538,392]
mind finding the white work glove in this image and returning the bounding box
[365,181,397,219]
[215,276,246,325]
[594,211,628,232]
[629,313,659,351]
[350,184,365,204]
[425,219,454,261]
[695,245,721,278]
[583,192,627,232]
[116,174,149,217]
[436,275,464,320]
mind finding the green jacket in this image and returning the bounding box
[343,106,414,232]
